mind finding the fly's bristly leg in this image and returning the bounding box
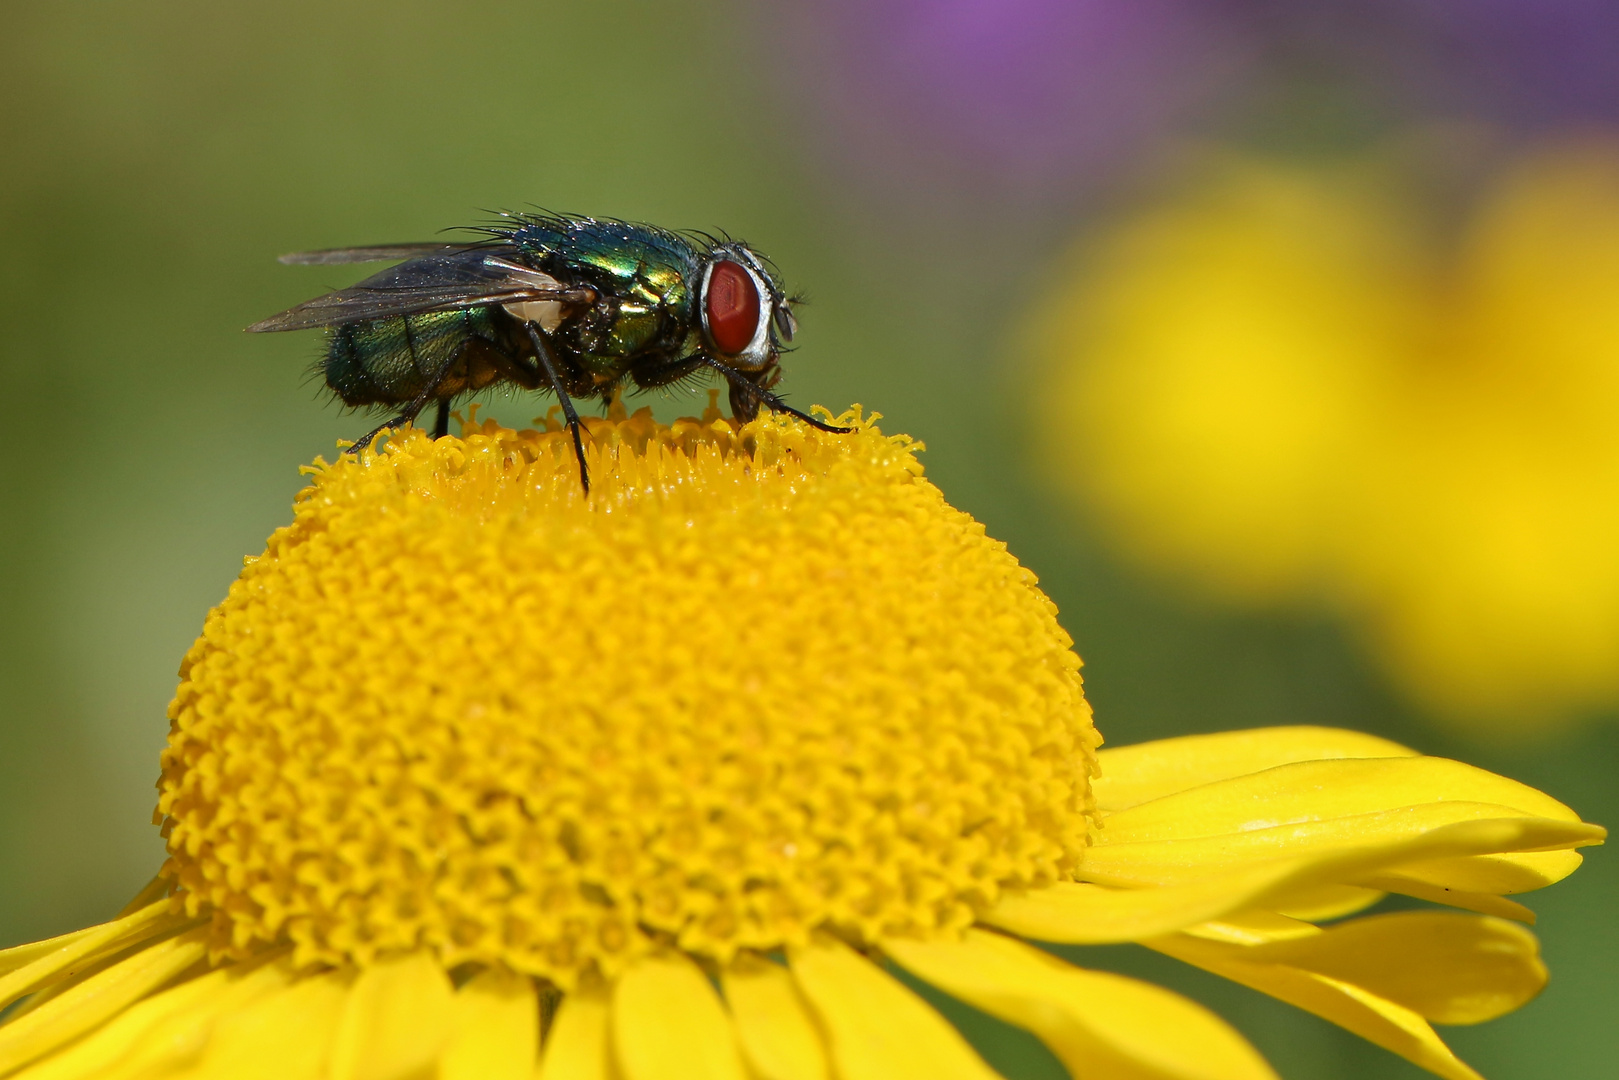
[431,399,450,439]
[348,352,463,455]
[695,357,854,434]
[524,322,591,493]
[350,411,417,455]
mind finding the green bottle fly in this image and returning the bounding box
[248,212,849,491]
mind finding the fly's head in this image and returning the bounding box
[696,243,798,375]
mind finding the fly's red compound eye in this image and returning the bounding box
[705,259,761,355]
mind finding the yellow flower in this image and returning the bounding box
[0,402,1602,1080]
[1036,135,1619,733]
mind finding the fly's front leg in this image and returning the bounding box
[726,362,781,422]
[524,323,591,493]
[694,356,853,434]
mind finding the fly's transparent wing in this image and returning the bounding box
[247,249,593,332]
[245,285,588,332]
[277,244,467,266]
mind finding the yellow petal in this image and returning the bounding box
[986,859,1375,944]
[0,930,103,984]
[173,967,350,1080]
[989,817,1589,944]
[1085,813,1602,888]
[1096,727,1417,811]
[439,968,538,1080]
[612,954,747,1080]
[722,958,830,1080]
[13,958,289,1080]
[111,877,172,919]
[1269,884,1384,921]
[536,987,610,1080]
[0,926,208,1075]
[1239,912,1545,1024]
[1359,874,1535,923]
[1101,758,1580,844]
[1151,934,1484,1080]
[1092,753,1605,892]
[1387,849,1584,894]
[327,952,455,1080]
[0,901,183,1010]
[788,939,999,1080]
[887,929,1278,1080]
[1182,911,1321,945]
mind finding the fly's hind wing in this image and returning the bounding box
[246,248,593,332]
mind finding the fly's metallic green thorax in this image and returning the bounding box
[504,217,704,375]
[248,211,846,492]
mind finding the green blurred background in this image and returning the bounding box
[0,3,1611,1078]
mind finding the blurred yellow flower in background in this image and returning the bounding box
[0,405,1601,1080]
[1038,135,1619,733]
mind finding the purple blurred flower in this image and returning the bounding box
[762,0,1255,207]
[1401,0,1619,126]
[1256,0,1619,129]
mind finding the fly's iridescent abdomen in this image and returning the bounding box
[325,308,517,407]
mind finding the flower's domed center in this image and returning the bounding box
[158,402,1099,986]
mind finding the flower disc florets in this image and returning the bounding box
[157,403,1099,986]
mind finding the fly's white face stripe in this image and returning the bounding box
[735,258,773,362]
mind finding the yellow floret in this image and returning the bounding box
[156,401,1099,987]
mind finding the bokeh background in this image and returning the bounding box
[1,2,1613,1077]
